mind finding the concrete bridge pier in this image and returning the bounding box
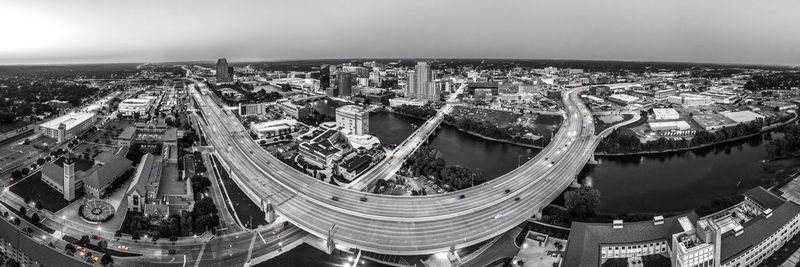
[326,224,337,254]
[533,207,543,220]
[586,154,599,165]
[447,246,462,267]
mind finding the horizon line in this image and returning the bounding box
[1,57,798,68]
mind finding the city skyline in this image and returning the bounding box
[2,0,800,66]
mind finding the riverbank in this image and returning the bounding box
[384,108,547,150]
[596,113,798,157]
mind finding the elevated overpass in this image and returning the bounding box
[190,80,609,255]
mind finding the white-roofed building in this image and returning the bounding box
[649,121,692,132]
[722,111,765,124]
[653,108,680,120]
[608,94,639,104]
[250,119,299,139]
[118,98,154,116]
[38,112,96,142]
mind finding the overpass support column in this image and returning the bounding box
[534,207,543,220]
[447,246,461,267]
[326,224,337,254]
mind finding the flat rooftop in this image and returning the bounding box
[39,112,94,130]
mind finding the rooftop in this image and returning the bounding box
[39,112,95,130]
[563,213,699,267]
[720,199,800,263]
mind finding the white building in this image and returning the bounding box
[118,98,154,116]
[336,105,369,135]
[250,119,299,139]
[649,121,691,131]
[653,108,680,120]
[38,112,96,142]
[608,94,639,104]
[389,98,427,107]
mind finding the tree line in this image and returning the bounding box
[597,115,792,154]
[403,146,487,191]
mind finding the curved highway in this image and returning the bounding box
[192,82,603,255]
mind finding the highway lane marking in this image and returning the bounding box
[193,243,206,267]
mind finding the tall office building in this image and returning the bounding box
[320,64,331,92]
[338,71,352,97]
[406,62,438,101]
[216,58,233,82]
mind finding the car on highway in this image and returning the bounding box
[76,246,86,252]
[91,235,100,240]
[504,189,510,194]
[167,249,177,255]
[273,229,281,235]
[331,196,340,201]
[118,245,128,251]
[514,197,521,201]
[494,214,503,219]
[359,197,368,202]
[89,255,98,262]
[458,194,465,199]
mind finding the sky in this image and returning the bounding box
[1,0,799,65]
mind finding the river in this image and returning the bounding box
[264,100,797,264]
[313,99,539,180]
[582,132,800,214]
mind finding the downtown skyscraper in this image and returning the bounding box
[216,58,234,82]
[406,62,439,101]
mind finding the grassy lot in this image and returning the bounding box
[9,171,71,212]
[451,106,520,127]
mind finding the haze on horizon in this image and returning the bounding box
[1,0,799,66]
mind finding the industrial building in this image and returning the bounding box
[652,108,681,120]
[608,94,639,105]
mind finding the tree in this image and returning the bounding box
[554,241,563,251]
[79,235,90,246]
[36,158,45,165]
[13,218,20,225]
[564,186,601,219]
[101,254,113,265]
[65,243,77,255]
[19,206,27,217]
[180,210,193,236]
[20,168,29,176]
[169,216,181,236]
[10,170,21,180]
[31,213,40,223]
[6,259,19,267]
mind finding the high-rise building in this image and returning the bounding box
[216,58,233,82]
[406,62,439,101]
[338,71,352,97]
[320,64,331,91]
[335,105,369,135]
